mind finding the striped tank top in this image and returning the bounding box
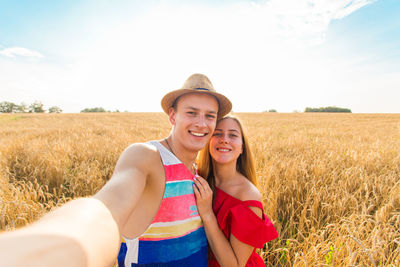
[117,141,208,266]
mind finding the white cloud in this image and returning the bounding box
[261,0,376,46]
[0,47,44,58]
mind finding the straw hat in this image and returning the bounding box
[161,73,232,118]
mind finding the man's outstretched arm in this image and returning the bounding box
[0,144,150,267]
[0,198,120,267]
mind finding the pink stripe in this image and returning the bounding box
[164,164,193,182]
[152,194,197,223]
[139,226,203,241]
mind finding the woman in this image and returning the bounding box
[193,115,278,267]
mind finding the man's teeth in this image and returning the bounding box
[191,132,206,137]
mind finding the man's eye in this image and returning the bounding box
[187,112,196,115]
[207,114,216,119]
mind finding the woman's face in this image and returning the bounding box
[209,118,243,165]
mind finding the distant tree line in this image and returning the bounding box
[81,107,107,113]
[304,106,352,113]
[0,101,62,113]
[2,101,351,114]
[80,107,120,113]
[0,101,123,114]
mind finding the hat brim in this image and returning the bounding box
[161,88,232,119]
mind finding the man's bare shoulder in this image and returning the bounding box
[95,142,164,228]
[122,142,159,161]
[124,142,158,155]
[115,142,161,172]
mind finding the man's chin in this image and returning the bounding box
[190,143,207,153]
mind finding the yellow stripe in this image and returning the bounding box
[140,218,203,239]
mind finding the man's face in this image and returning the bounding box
[169,93,219,153]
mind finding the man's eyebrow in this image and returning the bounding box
[185,106,218,114]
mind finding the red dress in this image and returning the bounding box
[209,187,279,267]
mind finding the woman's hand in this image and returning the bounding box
[193,175,214,222]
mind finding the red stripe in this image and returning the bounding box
[164,164,193,182]
[152,194,198,222]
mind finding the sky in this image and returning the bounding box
[0,0,399,113]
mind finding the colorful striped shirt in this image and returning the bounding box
[117,141,208,266]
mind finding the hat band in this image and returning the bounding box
[194,88,211,91]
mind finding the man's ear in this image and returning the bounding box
[168,107,176,125]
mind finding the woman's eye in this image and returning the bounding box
[230,134,238,138]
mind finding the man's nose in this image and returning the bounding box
[196,115,207,127]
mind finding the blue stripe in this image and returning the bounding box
[137,227,207,264]
[117,242,127,267]
[131,245,208,267]
[163,180,194,198]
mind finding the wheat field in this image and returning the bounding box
[1,112,399,266]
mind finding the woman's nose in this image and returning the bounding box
[219,134,228,143]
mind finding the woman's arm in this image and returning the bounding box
[193,176,256,267]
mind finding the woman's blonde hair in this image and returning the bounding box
[197,115,257,194]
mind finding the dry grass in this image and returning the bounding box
[1,112,399,266]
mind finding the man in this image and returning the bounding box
[0,73,232,267]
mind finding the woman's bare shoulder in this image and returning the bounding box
[234,178,263,218]
[236,175,262,202]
